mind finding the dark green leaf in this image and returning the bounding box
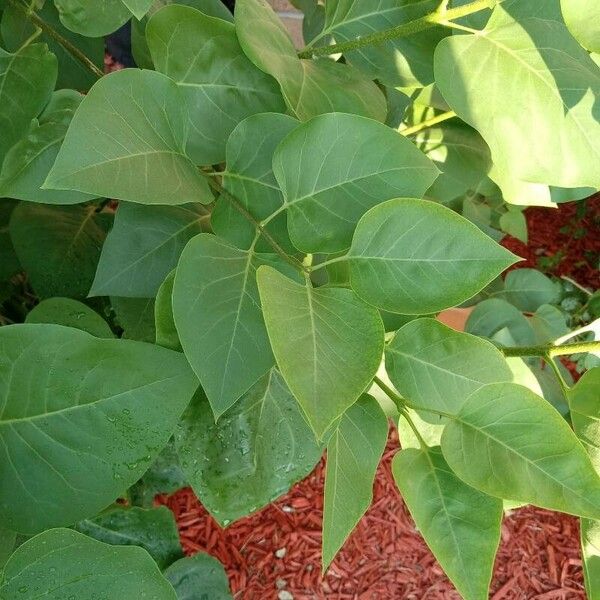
[112,296,156,342]
[155,270,181,351]
[164,553,233,600]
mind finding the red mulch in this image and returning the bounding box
[156,198,598,599]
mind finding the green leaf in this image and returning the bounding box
[0,323,197,534]
[528,304,569,344]
[393,445,502,600]
[147,5,285,165]
[435,1,600,189]
[75,506,183,569]
[562,0,600,53]
[385,318,512,419]
[347,198,518,314]
[316,0,446,87]
[0,42,56,166]
[176,370,322,525]
[155,270,181,351]
[322,395,387,569]
[0,2,103,90]
[235,0,386,122]
[44,69,211,205]
[173,234,297,418]
[503,268,562,312]
[272,113,439,253]
[257,265,384,438]
[499,208,527,243]
[91,203,208,298]
[9,203,111,299]
[0,529,17,570]
[0,528,177,599]
[465,298,536,346]
[54,0,153,36]
[164,553,233,600]
[441,382,600,519]
[0,199,20,280]
[111,296,156,343]
[581,519,600,599]
[212,112,298,252]
[0,90,94,204]
[25,297,115,338]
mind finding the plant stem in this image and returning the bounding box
[6,0,104,79]
[373,375,405,411]
[297,0,491,59]
[398,408,429,449]
[502,340,600,358]
[200,171,308,273]
[400,110,457,136]
[544,354,571,396]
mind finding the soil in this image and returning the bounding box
[156,199,600,599]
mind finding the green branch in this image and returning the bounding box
[502,340,600,358]
[297,0,492,59]
[6,0,104,79]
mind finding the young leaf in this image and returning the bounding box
[347,198,518,314]
[257,266,384,438]
[25,297,115,338]
[111,296,156,342]
[0,43,57,165]
[0,323,197,533]
[0,528,177,599]
[503,268,562,313]
[44,69,211,205]
[75,506,183,569]
[9,203,112,299]
[322,395,387,569]
[435,0,600,189]
[173,234,297,418]
[272,113,439,253]
[54,0,153,36]
[393,445,502,600]
[91,203,208,298]
[441,382,600,519]
[164,553,233,600]
[561,0,600,53]
[314,0,446,87]
[235,0,386,121]
[175,371,322,525]
[466,298,536,346]
[155,270,181,351]
[385,318,512,419]
[212,112,299,252]
[146,5,285,165]
[0,90,94,204]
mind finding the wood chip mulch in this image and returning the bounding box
[157,428,585,599]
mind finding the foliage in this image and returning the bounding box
[0,0,599,597]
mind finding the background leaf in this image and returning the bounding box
[155,270,181,351]
[502,268,562,312]
[322,395,387,569]
[164,553,233,600]
[111,296,156,342]
[0,323,197,533]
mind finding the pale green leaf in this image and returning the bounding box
[385,318,512,419]
[0,90,94,204]
[503,268,562,312]
[44,69,211,205]
[176,371,322,525]
[54,0,152,36]
[393,445,502,600]
[322,395,387,568]
[164,553,233,600]
[25,297,115,338]
[0,43,56,166]
[212,112,298,252]
[75,506,183,569]
[257,265,384,438]
[147,5,285,165]
[347,198,518,314]
[273,113,439,253]
[316,0,446,87]
[441,382,600,519]
[91,203,208,298]
[9,203,111,299]
[562,0,600,53]
[435,1,600,188]
[581,519,600,599]
[155,270,181,351]
[173,234,297,418]
[0,323,197,533]
[235,0,386,121]
[0,528,177,599]
[499,209,527,243]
